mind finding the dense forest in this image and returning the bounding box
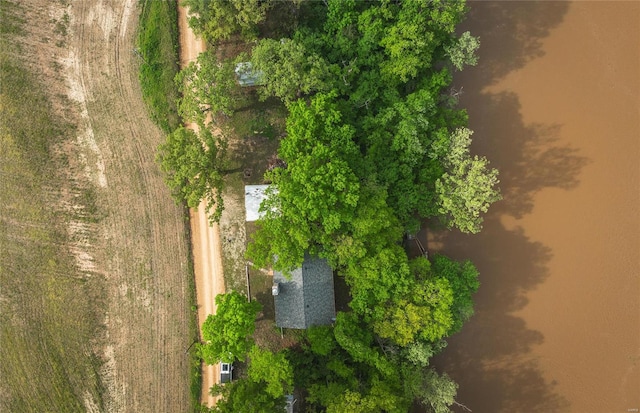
[162,1,501,412]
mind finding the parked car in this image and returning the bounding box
[219,362,233,383]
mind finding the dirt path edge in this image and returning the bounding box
[177,3,225,408]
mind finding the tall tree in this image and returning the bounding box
[247,346,294,398]
[251,38,332,103]
[199,291,261,363]
[436,127,501,233]
[404,368,458,413]
[175,51,240,122]
[431,254,479,334]
[182,0,271,44]
[247,93,361,272]
[157,125,227,223]
[210,379,285,413]
[445,31,480,71]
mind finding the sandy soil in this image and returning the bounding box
[30,0,196,411]
[177,4,226,408]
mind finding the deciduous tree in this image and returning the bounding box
[199,291,261,363]
[431,254,479,333]
[175,50,239,122]
[404,368,458,413]
[436,127,501,233]
[247,346,293,398]
[157,125,226,223]
[251,38,332,103]
[247,93,361,272]
[183,0,271,44]
[445,31,480,71]
[210,379,285,413]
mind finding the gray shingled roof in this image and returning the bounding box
[273,255,336,329]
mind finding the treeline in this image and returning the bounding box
[170,1,501,412]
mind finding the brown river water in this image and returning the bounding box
[424,2,640,412]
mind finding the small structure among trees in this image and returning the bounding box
[244,184,270,222]
[273,255,336,329]
[235,62,264,87]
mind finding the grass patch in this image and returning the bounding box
[181,208,203,411]
[0,5,105,410]
[0,0,25,35]
[218,95,285,292]
[137,0,180,133]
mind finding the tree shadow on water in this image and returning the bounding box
[466,91,591,219]
[460,1,571,87]
[425,221,570,413]
[417,2,588,412]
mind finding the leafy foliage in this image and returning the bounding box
[404,341,447,368]
[247,346,294,398]
[305,325,338,356]
[210,379,284,413]
[199,292,261,363]
[431,254,480,333]
[405,368,458,413]
[247,93,361,272]
[251,38,332,103]
[182,0,271,44]
[176,50,241,122]
[157,126,226,223]
[182,0,497,411]
[436,128,501,233]
[445,31,480,71]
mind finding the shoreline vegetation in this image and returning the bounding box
[156,0,501,411]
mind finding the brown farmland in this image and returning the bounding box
[1,0,193,411]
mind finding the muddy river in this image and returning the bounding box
[426,2,640,412]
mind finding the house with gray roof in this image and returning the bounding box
[272,255,336,329]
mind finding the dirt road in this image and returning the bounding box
[177,4,226,408]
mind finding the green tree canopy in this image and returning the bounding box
[247,93,361,272]
[175,50,240,122]
[210,379,285,413]
[445,31,480,71]
[157,125,226,223]
[251,38,333,103]
[431,254,480,333]
[436,127,501,233]
[185,1,498,411]
[199,291,261,363]
[403,367,458,413]
[183,0,271,44]
[374,276,454,346]
[247,346,294,399]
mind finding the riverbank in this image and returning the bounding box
[428,2,640,412]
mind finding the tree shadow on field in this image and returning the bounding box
[418,2,588,412]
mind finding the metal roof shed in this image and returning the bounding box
[235,62,264,87]
[244,184,270,222]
